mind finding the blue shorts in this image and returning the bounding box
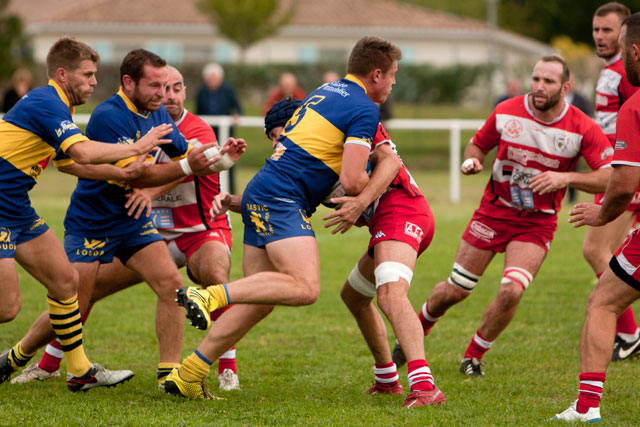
[0,216,50,258]
[241,190,314,248]
[64,220,163,264]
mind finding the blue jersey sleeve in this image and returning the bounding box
[344,103,379,148]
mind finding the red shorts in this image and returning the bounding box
[461,204,556,253]
[611,229,640,292]
[367,189,434,257]
[164,227,232,267]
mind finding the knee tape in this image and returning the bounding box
[501,267,533,290]
[447,262,480,291]
[374,262,414,287]
[348,264,376,298]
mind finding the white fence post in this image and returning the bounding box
[449,121,461,204]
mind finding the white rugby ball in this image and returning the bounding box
[322,180,346,208]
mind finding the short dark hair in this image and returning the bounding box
[347,36,402,77]
[622,12,640,49]
[46,37,100,78]
[120,49,167,85]
[595,2,631,21]
[539,55,571,84]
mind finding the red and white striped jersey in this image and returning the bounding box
[472,94,612,215]
[151,109,230,239]
[595,54,639,144]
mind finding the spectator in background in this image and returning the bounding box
[263,72,305,115]
[322,70,340,84]
[494,78,522,107]
[2,68,32,113]
[196,63,243,193]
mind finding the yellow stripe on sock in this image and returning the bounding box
[47,295,90,376]
[9,340,36,369]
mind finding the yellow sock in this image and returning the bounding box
[9,340,36,370]
[47,295,91,377]
[157,362,180,381]
[206,284,229,309]
[179,351,211,382]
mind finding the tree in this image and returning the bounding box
[0,0,30,81]
[198,0,296,63]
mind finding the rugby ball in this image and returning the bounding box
[322,180,346,208]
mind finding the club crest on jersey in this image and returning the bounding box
[554,134,568,152]
[504,119,523,139]
[246,204,273,236]
[0,227,11,243]
[404,222,424,242]
[602,147,614,160]
[469,220,496,242]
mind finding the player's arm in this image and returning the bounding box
[460,142,488,175]
[340,143,371,195]
[530,167,611,195]
[65,124,174,164]
[210,192,241,219]
[323,143,401,234]
[569,165,640,227]
[57,154,148,181]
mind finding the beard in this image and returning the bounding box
[532,89,562,112]
[624,52,640,86]
[131,87,162,112]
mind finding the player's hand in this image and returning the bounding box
[125,189,153,219]
[220,137,247,162]
[120,154,149,180]
[322,195,367,234]
[187,143,219,176]
[210,192,232,220]
[530,171,569,194]
[135,124,173,154]
[461,158,483,175]
[568,203,606,227]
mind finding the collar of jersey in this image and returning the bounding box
[117,87,150,119]
[48,79,74,115]
[344,74,367,94]
[605,52,621,66]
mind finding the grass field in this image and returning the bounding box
[1,165,639,426]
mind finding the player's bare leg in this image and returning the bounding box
[0,259,21,323]
[125,241,184,364]
[582,211,634,275]
[582,211,640,361]
[424,240,495,319]
[581,269,639,371]
[186,241,230,286]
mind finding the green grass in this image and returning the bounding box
[1,166,639,426]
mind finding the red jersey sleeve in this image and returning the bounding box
[612,95,640,167]
[580,120,613,170]
[620,75,640,105]
[471,109,500,151]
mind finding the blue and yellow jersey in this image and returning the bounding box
[0,80,88,226]
[249,74,379,215]
[63,88,189,237]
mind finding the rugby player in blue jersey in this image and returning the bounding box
[2,49,246,390]
[163,36,404,400]
[0,37,173,391]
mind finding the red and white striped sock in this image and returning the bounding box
[418,301,441,336]
[38,306,92,373]
[373,362,400,388]
[464,330,493,359]
[218,346,237,374]
[577,372,605,413]
[407,359,434,391]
